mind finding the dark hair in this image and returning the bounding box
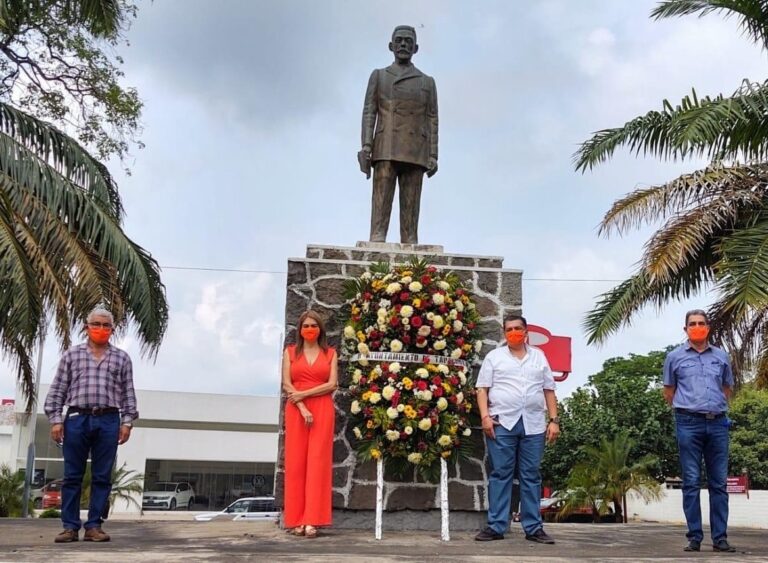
[685,309,709,325]
[392,25,417,41]
[294,310,329,357]
[503,314,527,329]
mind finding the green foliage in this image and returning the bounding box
[0,464,24,517]
[0,0,142,162]
[80,461,144,513]
[542,350,678,489]
[38,508,61,518]
[728,387,768,488]
[574,0,768,388]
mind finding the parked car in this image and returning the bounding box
[540,495,614,523]
[41,480,63,509]
[194,497,278,522]
[142,482,195,510]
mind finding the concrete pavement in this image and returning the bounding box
[0,519,766,562]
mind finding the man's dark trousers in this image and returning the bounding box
[370,160,424,244]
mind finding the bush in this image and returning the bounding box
[38,508,61,519]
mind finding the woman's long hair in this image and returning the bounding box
[294,309,329,358]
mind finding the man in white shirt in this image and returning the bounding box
[474,315,560,543]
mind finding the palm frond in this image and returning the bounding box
[652,0,768,51]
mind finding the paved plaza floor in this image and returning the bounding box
[0,519,766,562]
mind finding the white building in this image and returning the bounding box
[3,385,280,513]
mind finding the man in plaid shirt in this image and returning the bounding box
[44,306,138,543]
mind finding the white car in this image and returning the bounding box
[142,481,195,510]
[194,497,278,522]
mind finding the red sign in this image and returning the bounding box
[727,475,749,495]
[0,399,14,406]
[527,325,572,382]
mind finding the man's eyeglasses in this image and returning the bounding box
[504,326,526,333]
[88,322,113,330]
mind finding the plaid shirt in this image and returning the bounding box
[44,343,139,425]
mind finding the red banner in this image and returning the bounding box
[727,475,749,496]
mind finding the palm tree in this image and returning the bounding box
[80,462,144,514]
[574,0,768,388]
[0,464,24,517]
[0,0,168,410]
[562,432,661,523]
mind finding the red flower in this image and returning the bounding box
[411,316,423,327]
[439,305,449,314]
[427,266,437,274]
[402,335,412,345]
[391,391,401,406]
[416,380,428,391]
[390,316,400,327]
[433,386,444,397]
[418,442,428,451]
[431,376,443,386]
[467,322,476,330]
[399,291,410,301]
[416,335,426,345]
[455,288,464,296]
[449,376,459,386]
[370,384,380,392]
[360,377,367,385]
[421,275,432,284]
[455,337,465,347]
[363,292,373,301]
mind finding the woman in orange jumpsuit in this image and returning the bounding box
[282,310,338,537]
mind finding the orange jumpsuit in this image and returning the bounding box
[283,345,335,528]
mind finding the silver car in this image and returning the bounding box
[194,497,278,522]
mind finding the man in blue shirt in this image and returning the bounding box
[663,309,735,553]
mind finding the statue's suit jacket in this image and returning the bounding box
[362,63,438,170]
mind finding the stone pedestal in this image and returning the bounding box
[275,243,522,530]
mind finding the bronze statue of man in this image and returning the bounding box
[359,25,438,245]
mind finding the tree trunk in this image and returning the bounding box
[622,493,628,524]
[591,504,601,523]
[613,496,623,523]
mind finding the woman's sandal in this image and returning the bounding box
[304,525,318,538]
[291,526,305,536]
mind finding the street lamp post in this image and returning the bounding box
[21,334,45,518]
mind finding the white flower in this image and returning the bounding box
[437,397,448,411]
[437,281,450,291]
[437,435,452,447]
[379,299,391,309]
[353,427,363,439]
[462,428,472,437]
[400,305,414,318]
[450,348,462,360]
[344,325,356,339]
[467,302,476,310]
[351,400,361,414]
[432,293,445,306]
[386,407,399,419]
[437,364,450,375]
[407,452,422,464]
[385,282,402,295]
[456,392,464,404]
[357,342,370,355]
[352,369,362,384]
[400,276,412,284]
[426,312,435,320]
[417,390,433,401]
[359,358,369,366]
[417,326,431,337]
[448,309,458,320]
[453,320,463,332]
[418,418,432,431]
[382,385,395,401]
[382,273,393,282]
[362,302,370,312]
[404,425,413,434]
[386,429,400,441]
[401,317,410,326]
[432,315,445,329]
[474,340,483,353]
[390,339,403,352]
[415,368,429,379]
[408,281,423,292]
[454,300,464,312]
[416,339,428,348]
[433,339,447,351]
[369,392,382,404]
[361,272,372,280]
[458,372,467,385]
[377,307,388,318]
[397,404,405,412]
[389,362,402,373]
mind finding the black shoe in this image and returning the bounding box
[526,528,555,544]
[475,527,504,541]
[684,540,701,552]
[713,540,736,552]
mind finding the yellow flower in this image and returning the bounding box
[437,434,452,447]
[371,448,382,460]
[427,364,438,372]
[462,343,472,352]
[400,270,413,277]
[448,425,458,435]
[441,450,452,459]
[402,377,413,390]
[372,280,385,291]
[412,298,422,308]
[442,325,451,336]
[357,331,366,343]
[366,420,375,429]
[461,295,469,304]
[465,403,472,412]
[445,296,453,304]
[351,305,361,315]
[362,391,372,401]
[442,383,453,393]
[404,406,417,419]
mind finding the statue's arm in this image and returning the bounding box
[361,69,378,151]
[428,76,438,161]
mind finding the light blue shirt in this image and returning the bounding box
[663,342,734,414]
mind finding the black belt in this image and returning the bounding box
[68,406,119,416]
[675,408,725,420]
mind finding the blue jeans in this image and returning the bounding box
[675,412,730,543]
[61,412,119,530]
[485,418,546,535]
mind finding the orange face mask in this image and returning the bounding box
[301,327,320,342]
[505,330,526,346]
[87,327,112,345]
[687,325,709,343]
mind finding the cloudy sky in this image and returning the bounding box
[2,0,766,402]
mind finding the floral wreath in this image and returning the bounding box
[342,259,482,482]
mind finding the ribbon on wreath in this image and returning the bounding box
[349,351,470,370]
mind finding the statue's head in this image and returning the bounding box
[389,25,418,63]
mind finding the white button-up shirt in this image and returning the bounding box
[476,345,556,435]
